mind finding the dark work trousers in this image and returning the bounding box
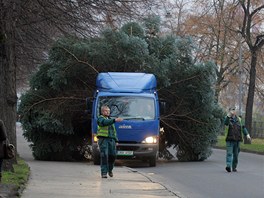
[98,138,116,175]
[226,141,240,169]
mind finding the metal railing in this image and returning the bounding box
[251,121,264,138]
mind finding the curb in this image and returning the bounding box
[125,166,184,198]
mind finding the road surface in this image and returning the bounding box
[121,149,264,198]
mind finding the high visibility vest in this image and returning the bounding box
[97,116,117,138]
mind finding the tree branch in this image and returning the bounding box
[254,34,264,49]
[24,96,85,115]
[59,46,99,73]
[250,4,264,18]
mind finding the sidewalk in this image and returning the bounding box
[17,123,178,198]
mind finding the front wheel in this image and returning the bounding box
[149,156,156,167]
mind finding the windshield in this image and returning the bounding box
[97,96,155,120]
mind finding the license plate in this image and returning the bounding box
[117,151,133,156]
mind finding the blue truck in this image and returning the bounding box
[90,72,160,167]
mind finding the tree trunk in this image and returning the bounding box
[0,0,18,170]
[245,50,257,139]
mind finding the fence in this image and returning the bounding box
[251,121,264,138]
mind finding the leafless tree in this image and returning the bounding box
[0,0,159,170]
[238,0,264,134]
[0,0,19,170]
[160,1,264,129]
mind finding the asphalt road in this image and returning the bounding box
[16,123,178,198]
[121,149,264,198]
[16,120,263,198]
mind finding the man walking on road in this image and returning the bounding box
[224,107,251,172]
[97,105,123,178]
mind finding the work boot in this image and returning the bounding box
[233,168,237,172]
[225,166,231,172]
[108,172,113,177]
[101,174,107,178]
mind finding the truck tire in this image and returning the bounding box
[93,153,100,165]
[149,156,156,167]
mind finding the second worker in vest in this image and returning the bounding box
[97,105,123,178]
[224,107,251,173]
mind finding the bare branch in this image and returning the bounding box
[250,4,264,18]
[58,46,99,74]
[24,96,85,114]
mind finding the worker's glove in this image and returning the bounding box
[227,112,232,117]
[246,134,251,141]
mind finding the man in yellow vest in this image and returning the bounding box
[97,105,123,178]
[224,107,251,172]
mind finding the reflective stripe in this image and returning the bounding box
[97,116,117,138]
[97,125,109,137]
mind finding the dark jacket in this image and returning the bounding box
[224,116,248,142]
[0,120,7,159]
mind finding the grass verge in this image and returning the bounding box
[216,136,264,154]
[2,157,30,188]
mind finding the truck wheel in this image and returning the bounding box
[93,153,100,165]
[149,156,156,167]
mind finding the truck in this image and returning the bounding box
[90,72,160,167]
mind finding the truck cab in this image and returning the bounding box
[91,72,160,167]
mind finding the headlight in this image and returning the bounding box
[93,135,98,143]
[142,136,158,144]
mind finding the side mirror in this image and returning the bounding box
[159,99,168,116]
